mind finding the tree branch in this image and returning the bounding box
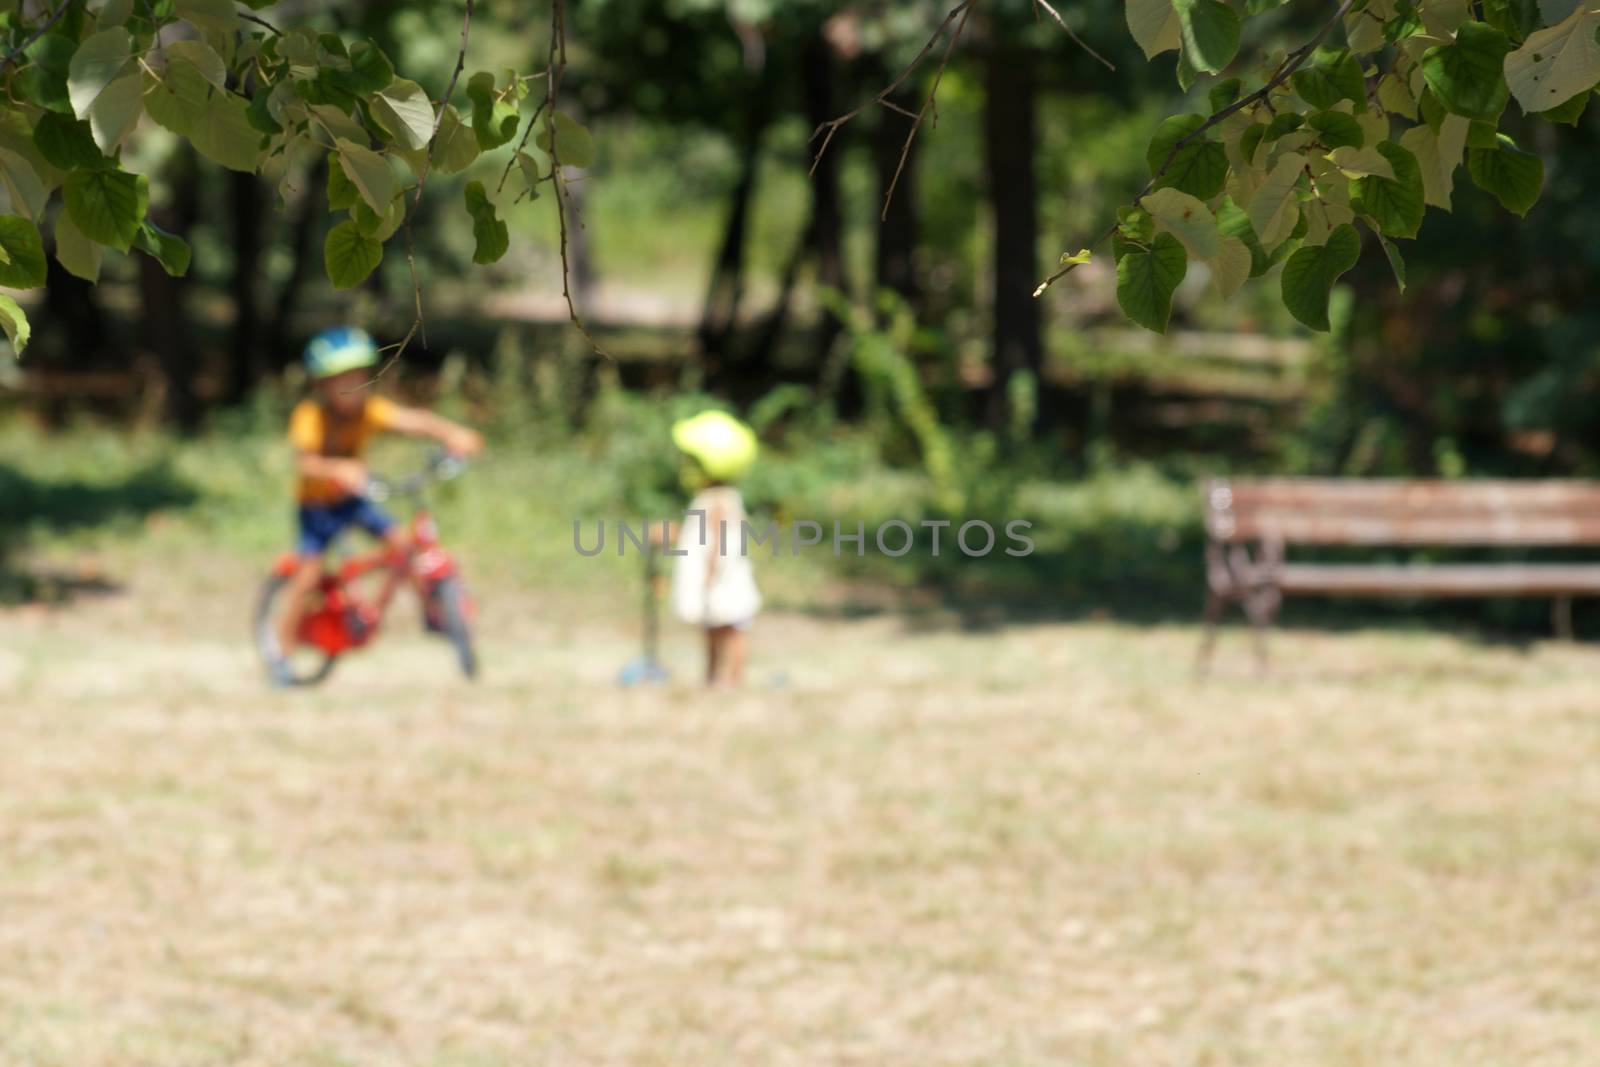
[1031,0,1114,72]
[371,0,476,383]
[0,1,73,76]
[1033,0,1357,298]
[238,11,284,36]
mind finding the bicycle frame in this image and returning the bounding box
[271,502,465,657]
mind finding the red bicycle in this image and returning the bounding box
[254,450,477,685]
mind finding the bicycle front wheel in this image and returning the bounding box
[429,575,478,679]
[254,573,339,686]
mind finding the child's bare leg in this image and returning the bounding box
[705,625,724,686]
[704,625,745,688]
[275,557,324,656]
[722,626,748,687]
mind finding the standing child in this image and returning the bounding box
[669,410,761,688]
[267,326,483,686]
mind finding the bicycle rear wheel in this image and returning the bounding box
[429,575,477,679]
[254,573,339,686]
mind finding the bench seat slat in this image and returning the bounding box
[1224,479,1600,511]
[1223,515,1600,546]
[1277,564,1600,597]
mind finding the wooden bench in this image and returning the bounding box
[1199,477,1600,668]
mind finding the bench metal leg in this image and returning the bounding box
[1243,586,1279,674]
[1196,589,1226,675]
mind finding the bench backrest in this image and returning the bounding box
[1203,478,1600,546]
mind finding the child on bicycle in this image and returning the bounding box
[266,326,483,687]
[668,410,762,688]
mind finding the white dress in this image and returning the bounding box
[671,486,762,627]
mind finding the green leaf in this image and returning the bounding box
[166,40,227,89]
[1175,45,1198,91]
[307,104,368,145]
[350,195,405,241]
[1172,0,1240,74]
[1140,187,1219,260]
[1421,22,1512,121]
[191,94,263,172]
[463,180,509,265]
[1503,9,1600,113]
[1378,232,1406,292]
[1465,119,1500,148]
[1117,205,1157,243]
[535,112,595,169]
[63,168,147,251]
[0,149,47,221]
[53,209,102,283]
[247,89,283,135]
[1263,112,1305,142]
[1537,87,1591,124]
[1383,2,1425,43]
[143,58,213,137]
[72,38,142,153]
[1280,223,1361,331]
[1216,195,1273,277]
[467,71,519,151]
[1114,232,1188,334]
[1291,47,1366,110]
[0,215,47,288]
[1307,111,1364,149]
[20,34,75,115]
[1248,152,1307,252]
[132,220,191,277]
[1378,73,1419,120]
[335,139,398,213]
[1399,116,1469,209]
[68,29,132,120]
[326,155,359,210]
[324,220,383,289]
[1207,234,1252,299]
[1145,114,1228,199]
[348,42,395,94]
[173,0,240,34]
[1328,144,1396,180]
[32,112,106,170]
[431,107,480,175]
[372,78,436,152]
[1466,133,1544,215]
[0,294,31,355]
[1126,0,1181,58]
[516,148,546,196]
[1350,141,1425,238]
[1208,78,1242,115]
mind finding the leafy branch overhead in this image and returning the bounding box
[0,0,592,356]
[1049,0,1592,333]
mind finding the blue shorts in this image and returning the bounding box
[296,496,394,557]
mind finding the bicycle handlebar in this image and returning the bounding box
[366,449,468,502]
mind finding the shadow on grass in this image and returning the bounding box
[0,459,200,604]
[791,529,1600,650]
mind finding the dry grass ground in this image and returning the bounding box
[3,567,1600,1066]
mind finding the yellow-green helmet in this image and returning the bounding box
[671,410,758,481]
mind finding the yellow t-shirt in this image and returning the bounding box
[288,395,399,504]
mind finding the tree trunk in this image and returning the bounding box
[982,41,1042,435]
[742,32,852,393]
[143,147,204,431]
[225,167,265,404]
[265,157,328,373]
[696,79,774,371]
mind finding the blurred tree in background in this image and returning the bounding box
[3,0,1599,488]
